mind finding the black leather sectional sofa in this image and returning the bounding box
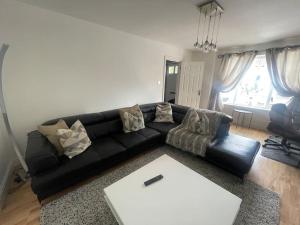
[25,103,259,201]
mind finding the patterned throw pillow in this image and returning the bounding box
[38,119,69,155]
[119,104,145,133]
[57,120,92,159]
[187,110,210,135]
[153,103,174,123]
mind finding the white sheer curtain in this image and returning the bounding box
[266,47,300,113]
[208,51,257,111]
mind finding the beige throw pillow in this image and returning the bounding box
[38,119,69,155]
[57,120,92,159]
[154,103,174,123]
[119,104,145,133]
[187,110,210,135]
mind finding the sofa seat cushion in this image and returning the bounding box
[206,134,260,178]
[112,132,147,149]
[136,127,161,139]
[31,138,126,193]
[88,137,127,159]
[146,122,180,137]
[31,148,101,192]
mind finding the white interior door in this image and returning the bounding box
[177,62,204,108]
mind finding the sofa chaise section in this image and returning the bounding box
[207,134,260,179]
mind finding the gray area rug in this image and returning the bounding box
[262,147,300,168]
[41,145,280,225]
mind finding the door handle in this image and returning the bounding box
[198,90,201,96]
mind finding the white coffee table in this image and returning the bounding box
[104,154,241,225]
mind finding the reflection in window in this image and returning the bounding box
[220,55,290,109]
[168,66,174,74]
[270,91,291,105]
[174,66,179,74]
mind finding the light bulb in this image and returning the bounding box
[213,44,218,52]
[203,46,209,53]
[194,41,199,48]
[204,40,210,48]
[199,43,203,50]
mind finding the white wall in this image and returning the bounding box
[0,0,183,156]
[183,50,217,109]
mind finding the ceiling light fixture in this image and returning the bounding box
[194,0,224,53]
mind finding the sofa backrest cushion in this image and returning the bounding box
[171,104,189,123]
[41,103,193,141]
[43,113,104,127]
[139,103,189,124]
[140,103,157,123]
[43,110,123,141]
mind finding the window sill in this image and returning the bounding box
[223,103,271,112]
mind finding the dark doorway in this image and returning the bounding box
[164,60,180,103]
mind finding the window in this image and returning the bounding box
[168,65,179,75]
[221,54,290,109]
[174,65,179,74]
[168,66,175,74]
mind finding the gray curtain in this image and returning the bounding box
[266,47,300,114]
[208,51,257,111]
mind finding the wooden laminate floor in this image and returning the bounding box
[0,126,299,225]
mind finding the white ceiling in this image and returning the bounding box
[18,0,300,49]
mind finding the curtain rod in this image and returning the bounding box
[266,45,300,51]
[218,44,300,58]
[218,50,258,58]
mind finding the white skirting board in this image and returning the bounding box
[0,160,14,210]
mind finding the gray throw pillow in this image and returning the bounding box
[154,103,174,123]
[57,120,92,159]
[187,110,210,135]
[119,104,145,133]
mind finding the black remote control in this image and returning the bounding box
[144,174,163,186]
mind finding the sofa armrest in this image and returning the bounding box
[25,130,59,175]
[221,114,233,123]
[215,115,233,139]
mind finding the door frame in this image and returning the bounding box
[162,55,182,104]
